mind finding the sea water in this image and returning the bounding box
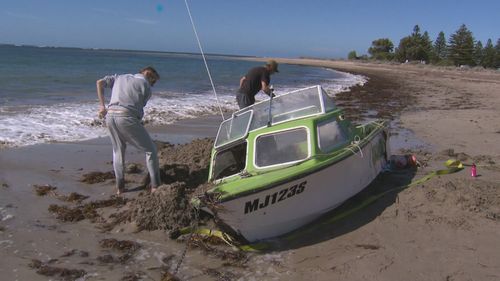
[0,45,366,147]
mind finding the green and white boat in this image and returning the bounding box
[204,85,389,242]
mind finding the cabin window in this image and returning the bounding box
[212,142,247,180]
[255,128,309,167]
[317,119,348,152]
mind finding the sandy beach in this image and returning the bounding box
[1,60,499,280]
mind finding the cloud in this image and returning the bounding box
[127,18,158,25]
[91,8,157,25]
[4,11,42,21]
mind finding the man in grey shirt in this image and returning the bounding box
[96,66,161,195]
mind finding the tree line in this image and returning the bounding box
[348,24,500,69]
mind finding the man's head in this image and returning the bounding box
[140,66,160,86]
[265,60,279,74]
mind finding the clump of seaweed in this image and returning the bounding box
[79,171,115,184]
[33,184,57,196]
[29,259,86,281]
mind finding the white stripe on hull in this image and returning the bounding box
[218,133,387,242]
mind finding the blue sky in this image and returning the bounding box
[1,0,498,58]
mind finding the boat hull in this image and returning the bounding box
[215,131,388,242]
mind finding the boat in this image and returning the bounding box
[201,85,390,242]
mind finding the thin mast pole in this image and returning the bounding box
[184,0,225,121]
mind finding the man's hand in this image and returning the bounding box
[96,79,107,119]
[98,106,107,119]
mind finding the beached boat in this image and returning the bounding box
[203,85,389,242]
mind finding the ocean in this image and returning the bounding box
[0,45,366,147]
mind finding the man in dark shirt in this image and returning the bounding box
[237,60,279,109]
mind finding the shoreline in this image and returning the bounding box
[1,59,500,280]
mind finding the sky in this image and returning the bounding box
[1,0,498,58]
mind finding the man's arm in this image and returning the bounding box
[96,79,107,118]
[261,81,273,96]
[239,76,246,88]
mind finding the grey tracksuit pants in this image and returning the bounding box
[106,113,161,189]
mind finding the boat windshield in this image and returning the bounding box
[215,110,252,148]
[215,85,334,148]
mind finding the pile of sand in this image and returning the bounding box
[45,138,216,234]
[124,138,215,232]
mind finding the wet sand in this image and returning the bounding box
[1,60,500,280]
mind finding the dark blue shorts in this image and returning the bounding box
[236,92,253,109]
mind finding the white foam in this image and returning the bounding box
[0,207,14,222]
[0,102,108,147]
[0,71,365,148]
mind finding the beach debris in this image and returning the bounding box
[157,138,214,187]
[99,238,141,252]
[120,271,147,281]
[88,118,105,127]
[486,212,500,221]
[29,259,86,281]
[203,268,241,281]
[439,148,471,161]
[33,184,89,203]
[388,154,418,170]
[79,171,115,184]
[203,267,240,281]
[180,233,249,268]
[60,249,89,258]
[0,140,14,149]
[33,184,57,196]
[472,154,496,166]
[1,182,8,188]
[99,210,132,232]
[48,197,128,223]
[126,163,143,174]
[126,139,215,232]
[141,139,213,188]
[471,163,477,177]
[48,204,93,222]
[97,238,141,264]
[60,192,89,203]
[66,139,217,234]
[130,182,193,231]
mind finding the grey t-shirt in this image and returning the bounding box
[102,73,151,119]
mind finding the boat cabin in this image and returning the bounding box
[209,85,353,182]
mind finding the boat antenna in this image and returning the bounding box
[183,0,225,121]
[266,85,274,127]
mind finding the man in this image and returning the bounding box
[237,60,279,109]
[96,66,161,195]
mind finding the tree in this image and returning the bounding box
[473,40,484,66]
[394,25,433,62]
[395,36,412,62]
[495,38,500,68]
[368,38,394,60]
[348,50,358,60]
[434,31,447,62]
[448,24,475,66]
[421,31,435,62]
[481,39,496,68]
[406,25,424,61]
